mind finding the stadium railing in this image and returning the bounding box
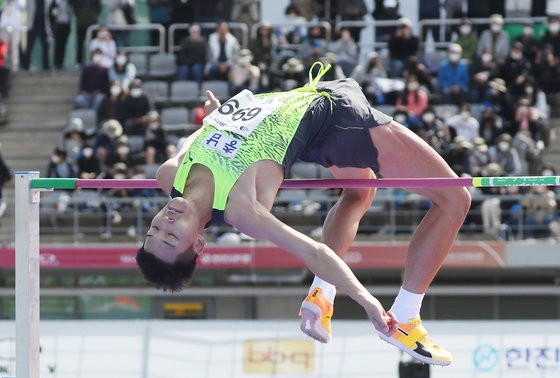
[85,23,166,54]
[168,22,250,53]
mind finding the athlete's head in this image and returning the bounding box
[136,198,205,291]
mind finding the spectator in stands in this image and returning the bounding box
[419,0,442,43]
[479,106,505,145]
[70,0,102,66]
[107,135,139,168]
[445,136,472,176]
[468,137,490,176]
[229,49,261,95]
[513,98,546,143]
[277,4,308,46]
[485,78,515,125]
[252,21,277,90]
[106,0,136,47]
[95,119,123,169]
[206,21,240,81]
[532,47,560,95]
[328,28,359,77]
[0,0,26,70]
[522,76,548,122]
[177,23,207,87]
[75,49,109,111]
[318,53,346,81]
[455,18,478,61]
[477,14,510,64]
[541,16,560,57]
[89,26,118,68]
[336,0,368,42]
[392,106,410,128]
[148,0,171,47]
[22,0,50,71]
[523,185,557,239]
[299,25,328,70]
[48,147,78,179]
[438,43,469,105]
[403,56,432,93]
[479,162,506,235]
[98,79,126,126]
[446,103,479,142]
[0,38,9,96]
[143,111,168,164]
[497,41,532,99]
[122,78,153,135]
[351,51,390,105]
[77,144,101,179]
[109,51,136,91]
[387,17,419,77]
[514,21,541,64]
[372,0,402,42]
[419,107,447,156]
[395,75,428,131]
[51,0,73,70]
[469,47,497,103]
[0,146,10,217]
[62,118,86,163]
[230,0,260,31]
[280,57,306,90]
[490,133,522,176]
[513,129,543,175]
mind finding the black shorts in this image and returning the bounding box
[283,78,393,174]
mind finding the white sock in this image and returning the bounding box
[309,276,336,302]
[389,287,425,323]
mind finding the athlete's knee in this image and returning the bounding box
[431,187,471,223]
[341,187,376,209]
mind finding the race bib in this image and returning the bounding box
[203,90,283,138]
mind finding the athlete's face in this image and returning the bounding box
[143,198,205,263]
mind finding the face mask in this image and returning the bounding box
[449,53,460,62]
[130,88,142,98]
[523,26,533,36]
[408,82,419,91]
[149,122,159,130]
[525,86,534,95]
[51,155,60,164]
[460,25,471,35]
[549,23,560,33]
[394,114,407,124]
[117,146,130,155]
[99,32,110,39]
[113,173,126,180]
[461,111,470,119]
[511,52,522,60]
[83,148,93,158]
[542,169,554,176]
[519,106,528,114]
[481,53,493,63]
[535,186,546,194]
[422,113,435,123]
[491,24,502,33]
[92,54,103,64]
[116,55,127,66]
[110,85,122,96]
[498,142,509,151]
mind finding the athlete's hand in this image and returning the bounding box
[366,299,398,336]
[204,90,221,116]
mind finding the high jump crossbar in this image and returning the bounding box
[14,172,560,377]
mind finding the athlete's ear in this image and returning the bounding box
[193,235,206,255]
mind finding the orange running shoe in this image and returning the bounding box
[379,317,452,366]
[299,288,333,343]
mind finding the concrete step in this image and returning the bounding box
[6,110,70,123]
[6,95,76,107]
[6,102,74,114]
[0,130,63,142]
[3,120,67,132]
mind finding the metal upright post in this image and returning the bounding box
[15,171,41,378]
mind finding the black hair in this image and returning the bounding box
[136,246,198,292]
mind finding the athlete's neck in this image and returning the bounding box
[183,164,214,229]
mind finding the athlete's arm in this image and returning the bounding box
[226,200,397,336]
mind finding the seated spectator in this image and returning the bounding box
[485,78,514,125]
[62,118,86,162]
[477,14,510,64]
[0,37,8,96]
[496,41,531,99]
[532,47,560,95]
[387,17,418,77]
[252,21,277,90]
[395,75,428,131]
[490,133,522,176]
[513,130,543,175]
[455,18,478,61]
[205,21,240,81]
[479,106,505,145]
[298,25,328,70]
[177,23,206,87]
[513,98,546,143]
[280,57,306,90]
[522,76,548,122]
[77,144,101,179]
[122,78,153,135]
[328,28,358,77]
[514,21,541,64]
[75,48,109,111]
[445,103,479,142]
[107,135,145,169]
[336,0,368,42]
[523,185,557,238]
[445,136,472,176]
[403,56,432,93]
[89,26,117,68]
[351,52,388,105]
[392,106,410,128]
[95,119,123,170]
[541,16,560,57]
[373,0,402,42]
[108,51,136,91]
[419,107,447,147]
[98,79,126,126]
[438,43,469,105]
[318,53,346,81]
[469,47,497,103]
[48,147,78,178]
[276,4,307,46]
[468,137,490,176]
[229,49,260,94]
[143,111,167,164]
[479,162,506,235]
